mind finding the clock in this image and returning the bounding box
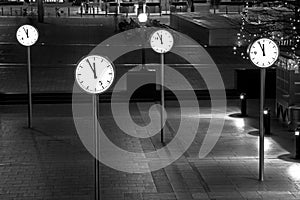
[248,38,279,68]
[16,25,39,47]
[150,29,174,54]
[75,55,115,94]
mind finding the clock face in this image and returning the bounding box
[16,25,39,47]
[150,29,174,54]
[75,55,115,94]
[248,38,279,68]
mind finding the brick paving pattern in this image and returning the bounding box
[1,100,300,199]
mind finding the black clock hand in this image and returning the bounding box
[86,59,97,79]
[258,42,265,56]
[23,27,29,38]
[93,62,97,79]
[157,33,163,44]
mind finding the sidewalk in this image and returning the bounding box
[0,99,299,199]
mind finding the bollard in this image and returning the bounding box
[68,7,70,16]
[80,6,83,17]
[225,6,228,14]
[93,6,95,17]
[295,127,300,159]
[240,93,247,117]
[10,7,12,16]
[1,7,3,16]
[263,108,271,135]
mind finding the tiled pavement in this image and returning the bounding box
[1,99,300,199]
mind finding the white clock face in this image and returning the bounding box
[150,30,174,54]
[248,38,279,68]
[16,25,39,47]
[75,55,115,94]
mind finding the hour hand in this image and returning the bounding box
[23,27,29,38]
[157,33,163,44]
[258,42,265,56]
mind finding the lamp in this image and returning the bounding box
[240,93,247,117]
[295,126,300,159]
[263,108,271,135]
[138,13,147,23]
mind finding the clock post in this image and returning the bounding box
[16,25,39,128]
[248,38,279,181]
[93,94,100,200]
[27,46,32,128]
[259,68,266,181]
[160,52,165,143]
[75,55,115,200]
[150,29,174,144]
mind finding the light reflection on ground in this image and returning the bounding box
[288,164,300,181]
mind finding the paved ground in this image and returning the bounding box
[0,99,299,199]
[1,14,295,200]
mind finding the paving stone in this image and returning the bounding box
[1,99,300,199]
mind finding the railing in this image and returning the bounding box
[0,5,80,17]
[0,4,164,17]
[211,2,245,15]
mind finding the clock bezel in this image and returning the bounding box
[75,54,116,94]
[248,37,280,68]
[16,24,39,47]
[150,29,174,54]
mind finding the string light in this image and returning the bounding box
[233,0,300,59]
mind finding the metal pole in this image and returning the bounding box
[161,53,164,143]
[93,94,100,200]
[191,0,194,12]
[37,0,44,23]
[27,47,32,128]
[99,0,102,14]
[259,68,266,181]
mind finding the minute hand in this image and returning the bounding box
[86,59,97,79]
[157,33,163,44]
[258,42,265,56]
